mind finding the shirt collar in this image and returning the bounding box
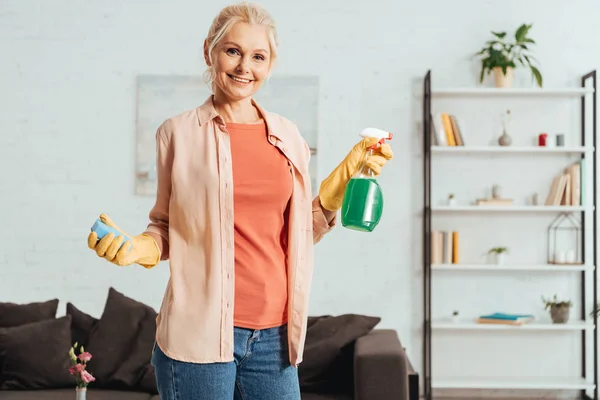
[195,95,291,144]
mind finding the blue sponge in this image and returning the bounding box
[91,219,132,251]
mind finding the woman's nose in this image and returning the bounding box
[235,57,250,73]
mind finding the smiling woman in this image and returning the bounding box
[203,6,278,111]
[86,2,393,400]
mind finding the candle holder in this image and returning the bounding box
[547,212,582,265]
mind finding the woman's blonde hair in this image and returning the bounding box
[203,2,278,88]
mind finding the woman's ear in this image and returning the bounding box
[203,39,211,66]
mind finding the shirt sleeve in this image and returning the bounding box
[312,195,336,244]
[303,136,336,244]
[143,120,174,260]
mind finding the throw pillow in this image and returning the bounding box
[0,299,59,327]
[85,287,154,389]
[0,315,74,389]
[298,314,381,393]
[66,302,98,348]
[110,305,157,389]
[137,363,158,394]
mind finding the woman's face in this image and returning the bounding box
[207,22,272,102]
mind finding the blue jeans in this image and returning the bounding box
[151,324,301,400]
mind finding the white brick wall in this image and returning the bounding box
[1,0,600,396]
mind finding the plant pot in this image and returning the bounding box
[550,305,570,324]
[494,252,505,264]
[447,198,456,206]
[493,67,514,88]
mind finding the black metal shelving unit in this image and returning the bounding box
[422,69,597,400]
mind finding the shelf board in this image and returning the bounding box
[432,263,592,272]
[431,145,592,154]
[431,205,589,212]
[431,87,594,97]
[432,319,595,331]
[431,376,595,390]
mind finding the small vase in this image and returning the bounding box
[493,66,514,88]
[498,128,512,146]
[76,387,87,400]
[550,306,570,324]
[491,185,501,199]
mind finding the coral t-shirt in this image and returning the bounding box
[227,120,293,329]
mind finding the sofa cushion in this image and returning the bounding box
[299,314,381,393]
[66,302,98,348]
[0,389,154,399]
[85,288,156,390]
[110,306,157,391]
[0,299,59,328]
[0,315,74,390]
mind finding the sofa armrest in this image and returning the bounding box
[353,329,409,400]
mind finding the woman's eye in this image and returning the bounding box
[254,54,265,61]
[226,48,240,55]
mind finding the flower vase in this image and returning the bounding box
[76,387,87,400]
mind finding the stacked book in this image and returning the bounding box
[477,312,535,325]
[545,161,583,206]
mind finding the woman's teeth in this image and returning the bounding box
[229,75,251,84]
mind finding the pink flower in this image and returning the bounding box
[69,364,85,375]
[78,352,92,362]
[80,370,95,383]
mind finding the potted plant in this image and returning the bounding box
[447,194,456,206]
[452,310,459,323]
[542,295,572,324]
[488,246,508,264]
[474,23,543,88]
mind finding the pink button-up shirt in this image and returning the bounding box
[143,95,336,366]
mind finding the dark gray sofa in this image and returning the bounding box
[0,290,412,400]
[0,330,409,400]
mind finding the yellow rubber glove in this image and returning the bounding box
[87,214,160,268]
[319,137,393,211]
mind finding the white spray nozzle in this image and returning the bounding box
[360,127,393,149]
[360,127,393,140]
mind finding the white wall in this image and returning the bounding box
[1,0,600,397]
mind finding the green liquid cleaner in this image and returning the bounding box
[341,127,392,233]
[341,177,384,232]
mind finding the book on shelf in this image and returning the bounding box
[430,113,465,146]
[431,230,459,264]
[477,312,535,325]
[544,160,583,206]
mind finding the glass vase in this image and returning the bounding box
[76,387,87,400]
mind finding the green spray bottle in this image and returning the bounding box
[341,127,393,232]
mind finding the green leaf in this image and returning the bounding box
[530,66,543,87]
[515,23,531,42]
[492,31,507,39]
